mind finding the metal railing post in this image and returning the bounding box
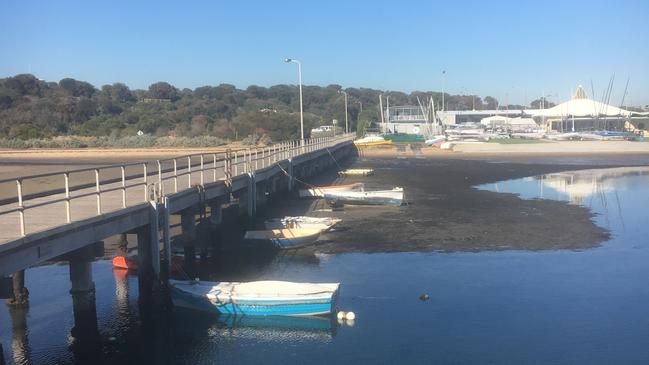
[173,159,178,192]
[17,179,25,236]
[121,166,126,208]
[143,163,148,201]
[187,157,192,188]
[200,155,204,186]
[213,154,217,181]
[64,172,71,222]
[95,168,102,215]
[234,152,239,176]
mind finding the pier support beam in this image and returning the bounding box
[136,204,160,292]
[256,181,267,214]
[247,173,256,218]
[181,209,197,275]
[117,233,129,256]
[287,159,295,191]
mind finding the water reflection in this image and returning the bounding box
[484,167,649,203]
[8,304,30,365]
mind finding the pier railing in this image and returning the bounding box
[0,134,354,241]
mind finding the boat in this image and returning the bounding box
[264,216,341,231]
[353,135,393,147]
[381,133,425,143]
[324,187,404,206]
[244,227,323,249]
[424,136,446,146]
[112,255,185,274]
[338,168,374,176]
[299,182,364,198]
[169,279,340,316]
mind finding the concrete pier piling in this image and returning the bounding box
[5,270,28,306]
[180,209,197,276]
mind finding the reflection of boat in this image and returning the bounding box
[264,216,341,231]
[324,187,404,206]
[338,168,374,176]
[170,280,340,316]
[215,314,336,343]
[244,228,323,249]
[299,182,364,198]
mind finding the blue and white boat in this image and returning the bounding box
[169,279,340,316]
[324,187,404,206]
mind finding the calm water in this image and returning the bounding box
[2,167,649,364]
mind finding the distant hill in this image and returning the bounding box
[1,74,504,141]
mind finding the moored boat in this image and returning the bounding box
[264,216,341,231]
[299,182,364,198]
[169,279,340,316]
[324,187,404,206]
[338,168,374,176]
[244,227,323,249]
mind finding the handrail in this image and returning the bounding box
[0,133,355,238]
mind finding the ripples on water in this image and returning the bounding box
[2,167,649,364]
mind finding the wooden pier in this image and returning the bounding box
[0,134,356,301]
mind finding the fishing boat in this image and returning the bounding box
[169,279,340,316]
[299,182,364,198]
[324,187,404,206]
[338,168,374,176]
[244,227,323,249]
[264,216,341,231]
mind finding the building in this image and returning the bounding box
[532,86,648,132]
[384,105,439,135]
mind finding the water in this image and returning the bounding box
[2,167,649,364]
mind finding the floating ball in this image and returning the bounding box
[337,311,346,319]
[419,294,430,301]
[345,311,356,320]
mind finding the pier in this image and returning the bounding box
[0,134,355,305]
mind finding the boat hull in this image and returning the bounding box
[324,188,404,206]
[170,280,339,316]
[244,228,322,249]
[299,183,364,198]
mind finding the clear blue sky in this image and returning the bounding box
[1,0,648,106]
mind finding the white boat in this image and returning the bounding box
[324,187,404,206]
[244,227,323,249]
[264,216,342,231]
[338,168,374,176]
[424,136,446,146]
[299,182,364,198]
[170,279,340,316]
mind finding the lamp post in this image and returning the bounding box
[338,90,349,133]
[284,58,304,144]
[441,70,446,112]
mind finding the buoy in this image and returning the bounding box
[419,294,430,301]
[345,311,356,320]
[337,311,346,319]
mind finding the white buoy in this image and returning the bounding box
[337,311,346,319]
[345,311,356,320]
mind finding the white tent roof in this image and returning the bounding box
[534,86,631,118]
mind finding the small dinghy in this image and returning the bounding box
[113,255,185,274]
[264,216,341,231]
[169,279,340,316]
[244,227,323,249]
[324,187,405,206]
[338,168,374,176]
[299,182,364,198]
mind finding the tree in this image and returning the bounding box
[59,78,96,97]
[484,96,499,109]
[530,97,556,109]
[147,82,179,101]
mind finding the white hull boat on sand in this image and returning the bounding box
[244,227,323,249]
[299,183,364,198]
[324,187,404,206]
[338,169,374,176]
[264,216,342,231]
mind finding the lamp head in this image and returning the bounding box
[284,58,292,63]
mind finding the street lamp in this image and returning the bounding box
[284,58,304,144]
[338,90,349,133]
[441,70,446,112]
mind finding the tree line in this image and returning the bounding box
[0,73,549,141]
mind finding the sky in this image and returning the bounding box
[1,0,648,106]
